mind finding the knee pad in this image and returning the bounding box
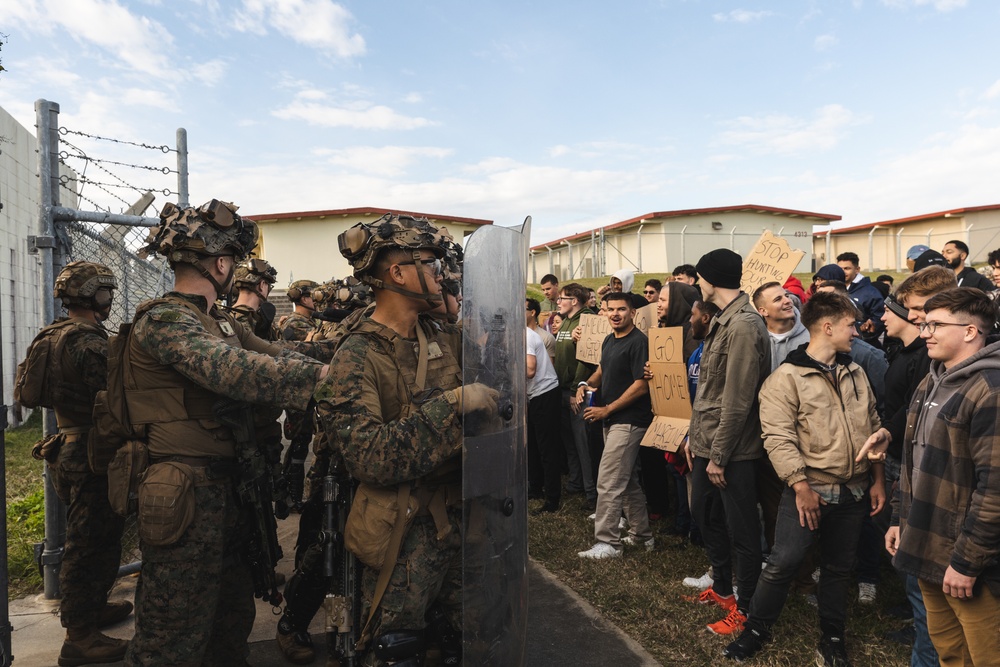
[373,630,425,666]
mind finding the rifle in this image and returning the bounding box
[213,399,284,607]
[321,454,359,666]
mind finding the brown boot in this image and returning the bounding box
[96,600,134,628]
[59,629,128,666]
[276,625,316,664]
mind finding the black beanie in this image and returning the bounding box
[695,249,743,290]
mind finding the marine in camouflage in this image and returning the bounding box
[49,325,126,631]
[282,311,317,343]
[124,291,324,667]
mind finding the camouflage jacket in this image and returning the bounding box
[57,319,109,426]
[229,304,275,341]
[282,312,316,342]
[231,304,336,362]
[314,315,462,487]
[130,292,323,457]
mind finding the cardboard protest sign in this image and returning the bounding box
[641,326,692,452]
[539,311,553,329]
[640,416,690,453]
[575,313,610,365]
[634,302,658,334]
[740,230,805,296]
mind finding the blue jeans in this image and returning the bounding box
[745,486,867,637]
[906,573,940,667]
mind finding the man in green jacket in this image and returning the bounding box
[553,282,598,510]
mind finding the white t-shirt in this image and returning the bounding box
[526,327,559,400]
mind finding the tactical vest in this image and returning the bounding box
[341,315,462,486]
[125,296,244,458]
[228,304,283,435]
[15,318,106,428]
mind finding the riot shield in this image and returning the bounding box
[461,220,529,666]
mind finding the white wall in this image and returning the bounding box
[0,106,46,425]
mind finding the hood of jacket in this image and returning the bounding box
[660,282,696,327]
[611,269,634,294]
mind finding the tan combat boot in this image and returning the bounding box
[59,628,128,666]
[96,600,134,628]
[276,625,316,664]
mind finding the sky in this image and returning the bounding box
[3,0,1000,247]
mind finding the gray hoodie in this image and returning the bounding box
[768,309,810,372]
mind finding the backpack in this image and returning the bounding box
[14,319,103,411]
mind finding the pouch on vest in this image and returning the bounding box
[137,461,195,547]
[14,333,54,409]
[107,440,149,517]
[30,433,65,464]
[344,482,420,570]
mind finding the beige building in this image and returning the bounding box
[529,205,839,282]
[246,206,492,290]
[814,205,1000,271]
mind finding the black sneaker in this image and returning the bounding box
[722,627,770,661]
[816,635,852,667]
[581,498,597,512]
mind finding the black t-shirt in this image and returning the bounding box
[599,327,652,427]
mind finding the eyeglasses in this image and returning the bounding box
[555,296,574,302]
[397,257,443,277]
[643,290,657,295]
[917,321,977,335]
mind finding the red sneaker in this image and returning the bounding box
[683,587,737,611]
[707,607,747,635]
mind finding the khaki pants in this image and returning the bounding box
[594,423,650,548]
[919,578,1000,666]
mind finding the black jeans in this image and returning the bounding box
[746,485,868,637]
[527,385,563,505]
[690,456,762,609]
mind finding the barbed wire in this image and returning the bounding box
[60,174,174,198]
[59,180,112,213]
[59,151,175,174]
[59,126,175,153]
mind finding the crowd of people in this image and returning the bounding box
[526,241,1000,667]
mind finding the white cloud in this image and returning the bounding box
[715,104,865,154]
[312,145,453,176]
[272,92,435,130]
[880,0,967,11]
[814,34,839,51]
[234,0,365,58]
[402,93,424,104]
[712,9,774,23]
[189,59,229,86]
[983,80,1000,100]
[120,88,174,108]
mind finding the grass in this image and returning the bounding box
[5,410,46,597]
[528,492,912,667]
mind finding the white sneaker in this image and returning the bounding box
[621,536,655,551]
[588,513,596,521]
[858,582,877,604]
[577,543,622,560]
[682,571,714,589]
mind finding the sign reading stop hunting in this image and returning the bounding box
[740,230,805,295]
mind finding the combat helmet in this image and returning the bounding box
[138,199,258,264]
[338,213,446,302]
[287,279,319,304]
[54,261,117,311]
[438,227,464,298]
[233,258,278,291]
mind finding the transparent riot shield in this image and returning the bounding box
[461,220,529,666]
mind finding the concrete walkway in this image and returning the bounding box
[9,514,658,666]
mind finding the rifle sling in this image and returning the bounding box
[414,323,428,392]
[358,482,411,650]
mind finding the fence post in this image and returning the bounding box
[896,228,906,271]
[35,99,66,599]
[867,225,880,271]
[176,128,189,208]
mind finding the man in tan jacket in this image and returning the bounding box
[723,292,888,666]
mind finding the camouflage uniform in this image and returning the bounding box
[124,292,322,666]
[46,320,127,631]
[281,310,318,508]
[123,201,326,666]
[315,305,465,664]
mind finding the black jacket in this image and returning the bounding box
[956,266,995,292]
[847,276,886,341]
[883,336,930,460]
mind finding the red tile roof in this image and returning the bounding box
[246,206,492,226]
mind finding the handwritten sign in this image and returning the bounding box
[640,416,690,452]
[539,311,554,328]
[740,230,805,296]
[575,313,611,365]
[642,327,691,452]
[634,303,658,334]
